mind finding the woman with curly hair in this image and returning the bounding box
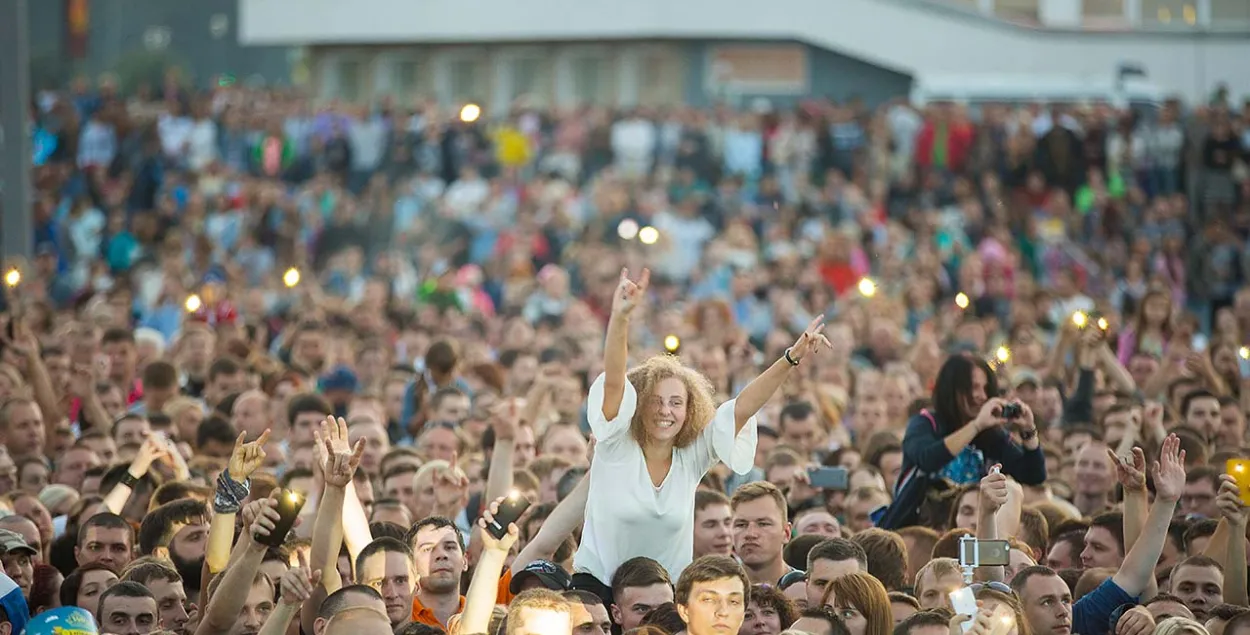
[820,572,892,635]
[745,584,800,635]
[574,269,829,593]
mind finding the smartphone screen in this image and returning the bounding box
[259,489,305,548]
[949,586,978,630]
[1228,459,1250,506]
[807,467,849,490]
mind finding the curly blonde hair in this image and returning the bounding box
[626,355,717,449]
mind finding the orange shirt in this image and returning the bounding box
[411,570,513,628]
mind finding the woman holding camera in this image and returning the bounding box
[880,354,1046,528]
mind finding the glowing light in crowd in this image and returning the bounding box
[185,294,203,313]
[459,104,481,123]
[663,334,681,353]
[955,293,969,310]
[617,219,640,240]
[1240,346,1249,360]
[1096,316,1109,331]
[1071,311,1088,329]
[857,278,877,298]
[283,267,301,288]
[3,269,19,288]
[995,345,1011,364]
[638,226,659,245]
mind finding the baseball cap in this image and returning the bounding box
[24,606,98,635]
[1012,369,1041,390]
[509,559,571,594]
[0,529,37,557]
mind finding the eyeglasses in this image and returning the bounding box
[970,581,1013,595]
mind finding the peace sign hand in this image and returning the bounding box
[228,429,271,483]
[610,268,650,318]
[787,314,832,364]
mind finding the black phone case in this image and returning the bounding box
[259,490,305,548]
[486,497,531,540]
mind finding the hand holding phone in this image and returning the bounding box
[807,466,849,490]
[483,492,530,542]
[1227,459,1250,506]
[255,490,305,548]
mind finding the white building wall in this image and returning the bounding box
[239,0,1249,102]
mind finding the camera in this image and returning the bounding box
[1000,403,1022,420]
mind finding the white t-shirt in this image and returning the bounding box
[573,372,758,583]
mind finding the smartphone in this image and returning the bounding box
[259,489,305,548]
[949,586,978,630]
[486,493,532,540]
[958,537,1010,567]
[1228,459,1250,506]
[807,467,850,491]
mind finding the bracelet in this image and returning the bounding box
[784,347,801,367]
[213,469,251,515]
[119,471,139,489]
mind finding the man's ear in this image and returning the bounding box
[609,604,622,626]
[676,602,689,623]
[0,619,11,635]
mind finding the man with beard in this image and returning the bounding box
[404,516,468,630]
[137,499,209,603]
[123,560,193,635]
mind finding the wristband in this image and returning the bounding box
[213,469,251,514]
[119,471,139,489]
[784,347,800,367]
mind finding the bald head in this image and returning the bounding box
[231,390,271,440]
[324,607,392,635]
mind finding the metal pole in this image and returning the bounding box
[0,0,34,264]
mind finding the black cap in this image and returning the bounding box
[509,559,571,594]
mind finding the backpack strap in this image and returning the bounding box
[919,408,938,432]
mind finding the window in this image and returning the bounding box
[572,56,610,104]
[511,57,543,101]
[1210,0,1250,25]
[1142,0,1197,25]
[449,58,482,102]
[639,50,682,106]
[395,60,420,98]
[338,59,364,102]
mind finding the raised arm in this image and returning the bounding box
[513,474,589,572]
[733,315,831,434]
[975,468,1009,582]
[1112,435,1185,598]
[103,437,167,515]
[602,268,648,421]
[207,431,270,573]
[300,417,365,635]
[195,495,283,635]
[462,498,521,635]
[1215,475,1249,606]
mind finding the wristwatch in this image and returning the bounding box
[1018,427,1038,442]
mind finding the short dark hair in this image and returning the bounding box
[779,402,816,428]
[138,499,208,555]
[287,393,332,425]
[78,513,134,547]
[1223,610,1250,635]
[404,516,464,553]
[142,362,178,390]
[101,328,135,347]
[1174,554,1224,578]
[695,489,730,513]
[355,537,413,578]
[895,609,954,635]
[122,559,182,586]
[640,603,686,634]
[1209,604,1250,622]
[368,521,407,542]
[808,537,868,571]
[395,624,445,635]
[1184,519,1221,553]
[1089,511,1126,555]
[674,555,750,606]
[1182,390,1220,418]
[851,529,907,591]
[799,606,850,635]
[1186,466,1221,490]
[99,580,154,613]
[196,415,237,449]
[207,357,245,383]
[1010,565,1060,597]
[319,584,383,619]
[610,556,672,600]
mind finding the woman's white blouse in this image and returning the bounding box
[573,372,759,583]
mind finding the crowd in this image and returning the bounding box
[0,65,1247,635]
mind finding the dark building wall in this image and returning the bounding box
[27,0,291,90]
[681,40,913,108]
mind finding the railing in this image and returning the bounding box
[908,0,1250,31]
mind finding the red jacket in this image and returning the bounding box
[915,120,974,172]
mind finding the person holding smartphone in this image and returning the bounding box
[572,268,829,597]
[880,354,1046,529]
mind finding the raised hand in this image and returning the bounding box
[787,314,832,364]
[490,399,520,442]
[1115,605,1155,635]
[979,466,1009,512]
[610,268,650,318]
[228,429,271,482]
[130,436,169,477]
[477,496,521,554]
[1152,434,1186,503]
[279,551,323,606]
[972,398,1009,433]
[320,428,365,489]
[250,494,282,542]
[1217,474,1250,528]
[1106,447,1148,493]
[433,452,470,511]
[0,317,38,359]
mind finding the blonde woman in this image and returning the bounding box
[574,269,829,592]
